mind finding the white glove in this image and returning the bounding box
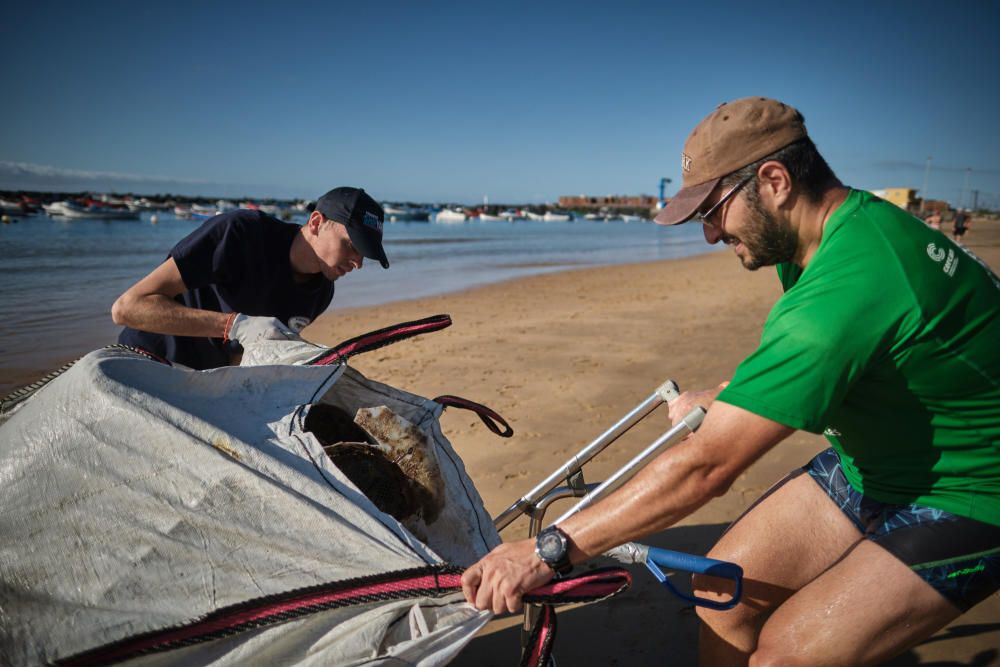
[226,314,299,346]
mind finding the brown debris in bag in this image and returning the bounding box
[304,403,444,524]
[354,406,445,524]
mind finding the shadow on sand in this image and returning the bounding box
[453,523,1000,667]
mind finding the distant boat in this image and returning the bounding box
[42,201,74,217]
[524,211,545,221]
[435,208,467,223]
[259,203,291,218]
[190,204,219,220]
[126,197,171,212]
[58,200,139,220]
[384,204,431,222]
[174,205,193,219]
[542,211,572,222]
[1,198,38,216]
[620,214,643,223]
[583,213,602,220]
[478,212,506,222]
[42,201,66,217]
[498,208,522,221]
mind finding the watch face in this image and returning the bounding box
[537,530,565,561]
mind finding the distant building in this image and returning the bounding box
[870,187,917,210]
[559,194,658,209]
[920,199,951,215]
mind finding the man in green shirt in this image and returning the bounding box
[461,97,1000,665]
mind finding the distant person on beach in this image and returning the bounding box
[953,208,971,242]
[462,97,1000,665]
[113,187,389,369]
[924,210,942,230]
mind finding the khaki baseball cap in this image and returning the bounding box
[654,97,807,226]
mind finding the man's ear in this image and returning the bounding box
[305,210,325,234]
[757,161,793,208]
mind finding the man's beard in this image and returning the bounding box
[725,198,798,270]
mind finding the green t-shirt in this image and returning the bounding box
[718,189,1000,526]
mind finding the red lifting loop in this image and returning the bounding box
[310,314,452,366]
[434,394,514,438]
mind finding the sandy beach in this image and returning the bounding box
[4,217,998,665]
[303,218,1000,667]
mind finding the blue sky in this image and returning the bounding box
[2,1,998,207]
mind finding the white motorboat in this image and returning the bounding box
[58,201,140,220]
[478,212,506,222]
[583,213,602,220]
[126,197,172,211]
[498,208,522,221]
[42,201,74,217]
[435,208,467,223]
[542,211,572,222]
[620,214,644,223]
[524,211,545,221]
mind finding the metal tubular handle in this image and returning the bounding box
[493,379,679,531]
[551,406,706,526]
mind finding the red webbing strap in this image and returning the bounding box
[57,565,630,667]
[521,568,632,606]
[517,569,634,667]
[521,603,557,667]
[309,314,452,366]
[434,394,514,438]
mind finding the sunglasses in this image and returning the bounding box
[697,175,754,226]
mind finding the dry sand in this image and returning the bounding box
[303,217,1000,667]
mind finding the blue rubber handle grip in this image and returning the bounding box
[644,547,743,610]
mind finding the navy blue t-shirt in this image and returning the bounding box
[119,210,334,369]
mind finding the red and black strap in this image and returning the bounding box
[57,565,630,667]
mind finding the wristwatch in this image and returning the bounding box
[535,526,573,575]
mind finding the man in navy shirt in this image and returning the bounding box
[113,187,389,369]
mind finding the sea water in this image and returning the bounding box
[0,211,713,389]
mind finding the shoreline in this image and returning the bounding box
[0,248,721,397]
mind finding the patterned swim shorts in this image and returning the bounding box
[805,448,1000,611]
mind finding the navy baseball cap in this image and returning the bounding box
[315,187,389,269]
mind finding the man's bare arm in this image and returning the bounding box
[461,401,794,613]
[111,258,230,338]
[562,401,792,558]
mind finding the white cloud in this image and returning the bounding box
[0,161,299,198]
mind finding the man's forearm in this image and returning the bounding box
[113,293,230,339]
[561,436,728,561]
[560,401,792,563]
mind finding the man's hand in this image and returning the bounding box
[226,314,299,346]
[667,381,729,426]
[461,539,555,614]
